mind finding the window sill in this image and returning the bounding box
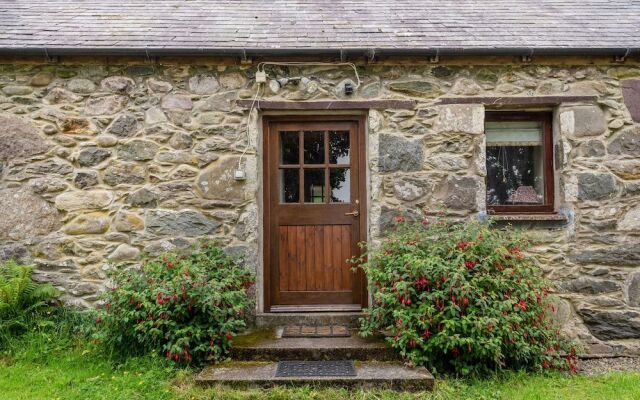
[488,213,568,222]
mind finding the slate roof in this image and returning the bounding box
[1,0,639,56]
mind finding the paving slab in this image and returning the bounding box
[231,329,397,361]
[196,361,434,391]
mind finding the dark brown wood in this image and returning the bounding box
[263,115,368,311]
[238,99,416,110]
[622,79,640,123]
[437,95,598,106]
[485,111,555,214]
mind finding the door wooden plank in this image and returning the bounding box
[313,225,324,291]
[287,226,298,291]
[341,225,352,290]
[297,225,307,291]
[278,227,288,291]
[304,225,314,291]
[332,225,343,291]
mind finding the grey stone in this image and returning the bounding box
[627,272,640,307]
[2,85,33,96]
[113,211,144,232]
[55,190,113,211]
[570,247,640,266]
[63,212,110,235]
[103,162,147,186]
[77,147,111,167]
[127,187,159,208]
[43,88,83,104]
[85,95,128,116]
[118,139,159,161]
[143,238,192,256]
[435,105,484,134]
[105,113,139,136]
[161,94,193,110]
[146,209,220,237]
[577,173,618,200]
[74,170,99,189]
[577,308,640,340]
[156,151,197,165]
[571,106,606,137]
[67,78,96,94]
[578,140,606,157]
[561,277,621,294]
[188,74,220,95]
[0,114,50,162]
[22,160,74,177]
[608,127,640,155]
[390,174,436,202]
[169,132,193,149]
[621,78,640,123]
[28,177,68,194]
[378,206,421,234]
[108,244,140,262]
[59,116,94,135]
[100,76,135,93]
[29,73,53,87]
[196,92,235,112]
[605,159,640,180]
[431,66,455,78]
[196,157,246,202]
[444,176,478,210]
[145,107,167,124]
[388,80,441,97]
[378,134,424,172]
[147,77,173,92]
[0,243,28,262]
[0,188,61,241]
[219,72,246,89]
[96,135,118,147]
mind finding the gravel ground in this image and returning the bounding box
[578,357,640,376]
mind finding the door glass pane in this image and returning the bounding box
[304,169,325,203]
[485,121,544,205]
[280,131,299,165]
[303,131,325,164]
[329,131,350,164]
[330,168,350,203]
[279,169,299,203]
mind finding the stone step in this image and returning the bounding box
[196,361,434,391]
[231,328,397,361]
[254,312,363,329]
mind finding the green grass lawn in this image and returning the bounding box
[2,331,639,400]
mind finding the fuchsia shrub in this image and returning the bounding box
[357,216,578,375]
[95,241,254,365]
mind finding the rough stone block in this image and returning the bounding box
[560,106,606,137]
[377,134,423,172]
[0,188,62,241]
[577,173,618,200]
[435,104,484,134]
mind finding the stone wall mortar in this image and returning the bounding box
[0,62,639,354]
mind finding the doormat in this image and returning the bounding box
[282,325,351,338]
[275,360,356,377]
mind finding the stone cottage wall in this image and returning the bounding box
[0,60,639,355]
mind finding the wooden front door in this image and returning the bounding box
[263,115,367,311]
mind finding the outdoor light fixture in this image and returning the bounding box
[344,82,354,95]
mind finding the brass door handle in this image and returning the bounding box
[345,210,360,217]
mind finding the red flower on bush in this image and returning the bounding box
[464,261,477,270]
[456,240,471,250]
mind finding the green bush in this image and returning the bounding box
[94,241,254,365]
[0,260,59,345]
[357,216,577,376]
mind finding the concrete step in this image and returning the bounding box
[254,312,362,329]
[231,328,397,361]
[196,361,434,391]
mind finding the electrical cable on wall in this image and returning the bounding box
[235,61,361,176]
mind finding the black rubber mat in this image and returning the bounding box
[275,360,357,377]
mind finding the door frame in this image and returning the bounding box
[262,114,368,312]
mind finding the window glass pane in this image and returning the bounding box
[329,131,350,164]
[280,131,299,165]
[303,131,325,164]
[330,168,350,203]
[486,120,545,206]
[304,169,325,203]
[279,169,299,203]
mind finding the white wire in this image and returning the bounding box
[237,82,263,170]
[237,61,361,170]
[257,61,361,88]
